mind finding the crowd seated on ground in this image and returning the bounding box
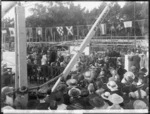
[1,46,149,111]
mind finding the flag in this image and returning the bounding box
[66,26,73,35]
[116,23,124,31]
[56,26,64,36]
[36,27,42,35]
[83,25,89,36]
[52,27,60,41]
[2,30,7,34]
[8,28,15,37]
[45,27,53,41]
[36,27,42,41]
[137,20,148,36]
[123,21,132,28]
[99,24,106,35]
[26,28,33,38]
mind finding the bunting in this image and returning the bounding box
[123,21,132,28]
[36,27,42,41]
[56,26,64,36]
[99,24,107,35]
[2,30,7,34]
[137,20,146,36]
[26,28,33,39]
[66,26,73,35]
[45,27,53,41]
[8,28,15,37]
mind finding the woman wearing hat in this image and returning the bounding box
[107,93,124,110]
[121,71,137,95]
[105,80,122,96]
[1,86,15,109]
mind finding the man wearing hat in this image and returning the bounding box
[105,80,122,96]
[14,86,28,109]
[116,61,127,81]
[67,87,84,110]
[66,78,78,89]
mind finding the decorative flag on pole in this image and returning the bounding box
[123,21,132,28]
[66,26,73,35]
[2,30,7,34]
[45,27,53,41]
[26,28,33,39]
[137,20,146,36]
[8,28,15,37]
[56,26,64,36]
[36,27,42,42]
[99,24,106,35]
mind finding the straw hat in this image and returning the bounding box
[121,71,135,84]
[66,79,77,88]
[108,93,124,104]
[133,100,148,109]
[1,106,14,111]
[134,89,147,99]
[101,92,111,100]
[107,81,118,91]
[108,104,123,110]
[1,86,14,96]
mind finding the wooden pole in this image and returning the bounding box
[52,3,114,92]
[15,5,28,102]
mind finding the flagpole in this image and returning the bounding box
[134,2,136,48]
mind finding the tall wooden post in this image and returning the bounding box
[15,5,28,101]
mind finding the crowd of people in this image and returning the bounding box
[1,45,149,111]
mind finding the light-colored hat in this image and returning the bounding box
[66,79,77,88]
[108,104,123,110]
[84,71,91,79]
[108,93,124,104]
[96,88,105,96]
[121,71,135,84]
[101,92,111,100]
[1,106,14,111]
[1,86,14,97]
[88,83,95,94]
[107,81,118,91]
[133,100,148,109]
[134,89,147,99]
[68,87,81,98]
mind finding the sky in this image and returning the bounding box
[2,1,126,19]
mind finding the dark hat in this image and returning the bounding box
[80,89,89,97]
[67,102,84,109]
[27,100,40,109]
[55,91,64,104]
[56,83,67,93]
[89,96,105,108]
[68,88,81,98]
[17,86,28,94]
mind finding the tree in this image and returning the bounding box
[120,2,144,20]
